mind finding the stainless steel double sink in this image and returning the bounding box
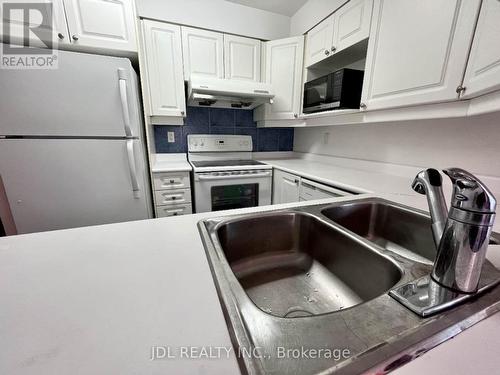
[198,197,500,374]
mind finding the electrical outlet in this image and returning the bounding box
[167,131,175,143]
[323,132,330,145]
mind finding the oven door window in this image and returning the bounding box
[211,184,259,211]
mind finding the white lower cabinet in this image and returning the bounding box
[152,171,192,217]
[361,0,481,110]
[273,169,300,204]
[461,0,500,99]
[273,169,353,204]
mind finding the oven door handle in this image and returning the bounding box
[197,172,272,181]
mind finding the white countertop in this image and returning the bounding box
[256,154,500,233]
[2,153,500,374]
[150,153,192,173]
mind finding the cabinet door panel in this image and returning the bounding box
[462,0,500,99]
[305,14,334,67]
[262,36,304,120]
[0,0,69,48]
[273,170,300,204]
[361,0,480,110]
[224,34,261,82]
[63,0,136,52]
[142,20,186,117]
[182,26,224,79]
[334,0,372,53]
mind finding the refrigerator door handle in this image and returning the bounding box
[118,68,133,138]
[126,140,140,199]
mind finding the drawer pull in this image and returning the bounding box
[169,179,175,183]
[162,193,183,200]
[165,208,184,214]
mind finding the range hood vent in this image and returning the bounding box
[188,75,274,110]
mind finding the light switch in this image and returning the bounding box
[167,131,175,143]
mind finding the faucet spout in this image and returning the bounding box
[411,168,448,247]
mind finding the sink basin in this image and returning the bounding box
[321,200,438,263]
[199,198,500,375]
[216,212,402,317]
[321,199,499,264]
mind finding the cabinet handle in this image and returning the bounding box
[72,35,79,41]
[456,86,466,95]
[169,179,175,183]
[360,103,367,109]
[180,111,185,116]
[324,49,330,56]
[57,33,64,40]
[294,113,298,118]
[331,46,336,53]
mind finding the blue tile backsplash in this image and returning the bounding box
[154,107,294,153]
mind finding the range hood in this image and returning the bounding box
[187,75,274,110]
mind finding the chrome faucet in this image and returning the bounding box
[412,168,497,293]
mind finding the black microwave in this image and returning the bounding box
[303,69,364,114]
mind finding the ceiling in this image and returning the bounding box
[224,0,308,17]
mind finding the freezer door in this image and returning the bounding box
[0,50,141,137]
[0,139,152,234]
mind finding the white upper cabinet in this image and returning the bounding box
[224,34,261,82]
[141,20,186,118]
[361,0,481,111]
[305,13,335,67]
[256,36,304,121]
[333,0,372,53]
[305,0,372,68]
[0,0,70,47]
[181,26,224,80]
[461,0,500,99]
[63,0,137,52]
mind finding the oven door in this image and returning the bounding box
[193,170,272,213]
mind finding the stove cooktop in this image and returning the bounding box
[190,160,266,168]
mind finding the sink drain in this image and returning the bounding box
[283,306,314,318]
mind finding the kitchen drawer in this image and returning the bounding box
[155,189,192,205]
[299,179,351,201]
[153,172,190,190]
[156,203,192,217]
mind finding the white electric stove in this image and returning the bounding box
[187,134,272,213]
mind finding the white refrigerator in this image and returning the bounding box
[0,50,152,235]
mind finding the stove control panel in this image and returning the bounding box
[188,134,252,152]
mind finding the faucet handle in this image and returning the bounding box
[443,168,496,213]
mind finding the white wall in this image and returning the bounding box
[293,113,500,177]
[290,0,347,35]
[136,0,291,40]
